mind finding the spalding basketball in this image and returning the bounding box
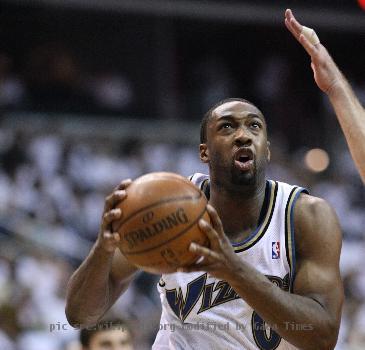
[113,172,210,274]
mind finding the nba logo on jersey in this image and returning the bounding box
[272,241,280,259]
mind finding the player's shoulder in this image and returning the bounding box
[274,179,340,233]
[293,194,342,266]
[295,192,336,221]
[294,192,341,248]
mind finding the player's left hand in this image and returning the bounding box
[285,9,344,96]
[177,204,242,282]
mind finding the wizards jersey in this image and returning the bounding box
[152,173,308,350]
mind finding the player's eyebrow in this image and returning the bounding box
[216,113,264,121]
[216,114,234,120]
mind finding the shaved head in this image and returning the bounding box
[200,98,264,143]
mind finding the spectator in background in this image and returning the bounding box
[86,70,134,113]
[24,43,91,112]
[0,53,26,109]
[79,319,134,350]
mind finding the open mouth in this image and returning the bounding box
[234,149,254,171]
[238,155,251,163]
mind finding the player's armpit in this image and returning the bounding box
[293,194,344,345]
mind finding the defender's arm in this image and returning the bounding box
[285,9,365,183]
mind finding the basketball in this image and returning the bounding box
[112,172,210,274]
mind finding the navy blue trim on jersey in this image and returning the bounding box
[285,186,309,293]
[233,180,278,253]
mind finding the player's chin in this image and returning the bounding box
[231,170,255,186]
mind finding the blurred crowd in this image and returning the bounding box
[0,49,134,115]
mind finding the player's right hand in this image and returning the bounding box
[96,179,132,253]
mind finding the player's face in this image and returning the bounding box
[200,101,270,188]
[86,329,134,350]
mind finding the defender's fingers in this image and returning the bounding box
[206,204,225,237]
[285,9,303,37]
[285,17,300,41]
[299,33,318,56]
[285,19,318,57]
[286,10,321,49]
[104,190,127,211]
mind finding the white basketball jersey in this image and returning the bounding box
[152,173,308,350]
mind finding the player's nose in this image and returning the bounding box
[234,126,252,146]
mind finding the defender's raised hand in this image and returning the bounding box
[285,9,344,95]
[97,179,132,253]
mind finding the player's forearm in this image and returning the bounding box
[227,265,338,350]
[65,244,117,327]
[327,78,365,183]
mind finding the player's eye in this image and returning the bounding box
[250,121,262,129]
[220,123,233,129]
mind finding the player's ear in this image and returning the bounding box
[199,143,209,163]
[266,141,271,162]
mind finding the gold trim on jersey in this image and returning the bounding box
[233,180,278,253]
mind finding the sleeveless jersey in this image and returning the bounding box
[152,173,308,350]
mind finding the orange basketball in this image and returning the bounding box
[113,172,210,274]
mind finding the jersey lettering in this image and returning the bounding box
[165,274,288,323]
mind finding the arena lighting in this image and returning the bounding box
[304,148,330,173]
[358,0,365,11]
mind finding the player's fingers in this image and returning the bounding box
[115,178,132,191]
[103,230,121,242]
[206,204,225,238]
[112,232,121,242]
[104,190,127,211]
[189,242,221,261]
[176,258,214,273]
[198,219,220,246]
[101,208,122,231]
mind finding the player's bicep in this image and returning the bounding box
[293,195,343,321]
[294,256,342,317]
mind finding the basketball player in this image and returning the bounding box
[285,9,365,183]
[66,11,344,350]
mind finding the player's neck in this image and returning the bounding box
[209,180,267,241]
